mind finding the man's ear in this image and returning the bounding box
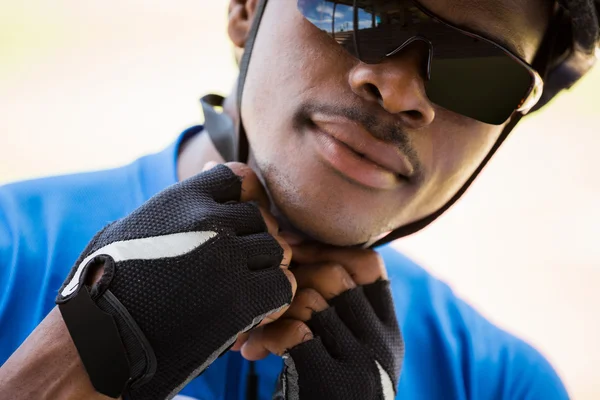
[228,0,259,49]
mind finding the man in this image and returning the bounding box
[0,0,598,398]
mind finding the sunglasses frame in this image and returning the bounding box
[302,0,545,117]
[406,0,544,114]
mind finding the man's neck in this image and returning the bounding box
[177,131,222,181]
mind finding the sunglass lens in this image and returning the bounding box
[297,0,357,57]
[354,1,428,63]
[427,42,534,124]
[298,0,536,125]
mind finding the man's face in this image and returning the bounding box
[236,0,553,246]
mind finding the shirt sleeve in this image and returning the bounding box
[0,187,20,363]
[0,184,53,364]
[502,338,569,400]
[0,188,15,295]
[453,297,570,400]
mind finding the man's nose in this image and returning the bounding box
[348,41,436,129]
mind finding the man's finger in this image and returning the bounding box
[241,320,313,361]
[246,239,293,330]
[275,236,292,269]
[231,332,249,352]
[203,162,278,236]
[283,288,329,321]
[256,268,297,327]
[225,162,271,209]
[292,244,387,285]
[259,207,279,236]
[293,262,356,300]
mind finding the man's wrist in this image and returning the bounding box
[0,307,119,400]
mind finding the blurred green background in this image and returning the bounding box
[1,1,598,398]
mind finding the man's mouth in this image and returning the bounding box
[307,114,414,190]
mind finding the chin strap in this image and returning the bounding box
[235,0,270,162]
[200,0,269,164]
[200,94,236,162]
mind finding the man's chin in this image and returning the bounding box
[274,205,378,247]
[257,159,392,247]
[295,227,370,247]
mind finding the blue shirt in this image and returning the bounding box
[0,127,568,399]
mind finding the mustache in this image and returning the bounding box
[294,102,424,179]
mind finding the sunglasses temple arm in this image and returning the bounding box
[517,72,544,114]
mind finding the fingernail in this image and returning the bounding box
[279,231,304,245]
[343,274,357,290]
[202,161,219,172]
[302,331,314,342]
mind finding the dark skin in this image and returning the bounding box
[220,0,554,360]
[218,0,554,247]
[0,0,554,398]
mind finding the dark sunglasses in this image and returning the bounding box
[297,0,544,125]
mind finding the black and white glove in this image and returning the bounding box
[56,165,293,400]
[275,280,403,400]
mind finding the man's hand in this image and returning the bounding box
[0,162,297,400]
[238,244,404,400]
[57,162,298,400]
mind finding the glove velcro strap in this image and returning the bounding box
[96,289,157,391]
[58,286,131,398]
[59,285,157,399]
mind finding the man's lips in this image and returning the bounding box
[305,114,415,190]
[311,114,414,179]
